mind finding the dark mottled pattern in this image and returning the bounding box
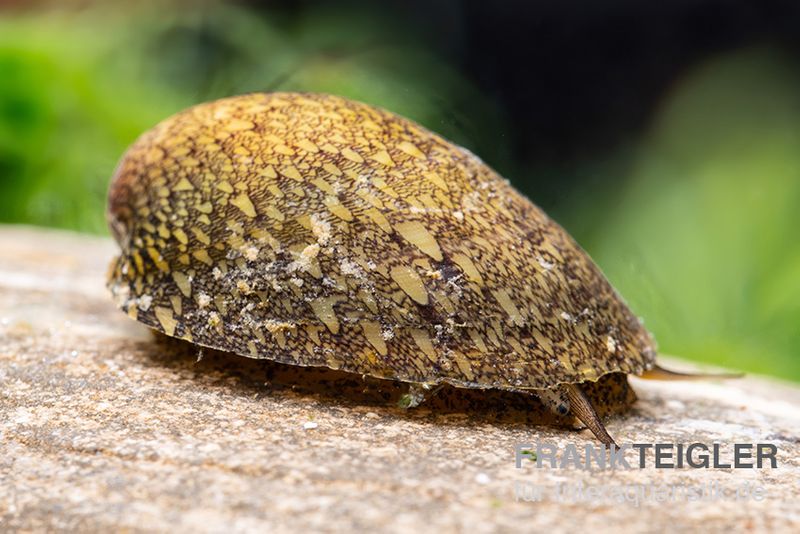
[107,92,657,396]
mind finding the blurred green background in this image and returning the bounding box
[1,1,798,381]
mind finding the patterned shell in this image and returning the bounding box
[107,92,657,391]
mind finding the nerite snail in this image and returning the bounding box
[107,92,723,444]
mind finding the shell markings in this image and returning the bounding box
[107,92,656,396]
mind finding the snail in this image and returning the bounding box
[107,92,724,445]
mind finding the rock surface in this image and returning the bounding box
[0,225,798,532]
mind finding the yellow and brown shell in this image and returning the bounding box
[107,92,658,443]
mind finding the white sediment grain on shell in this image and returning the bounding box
[243,246,260,261]
[197,293,211,308]
[310,213,332,245]
[537,256,554,270]
[137,295,153,311]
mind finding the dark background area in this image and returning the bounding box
[260,0,800,205]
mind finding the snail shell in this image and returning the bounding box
[107,92,657,442]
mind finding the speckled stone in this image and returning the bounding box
[1,225,799,533]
